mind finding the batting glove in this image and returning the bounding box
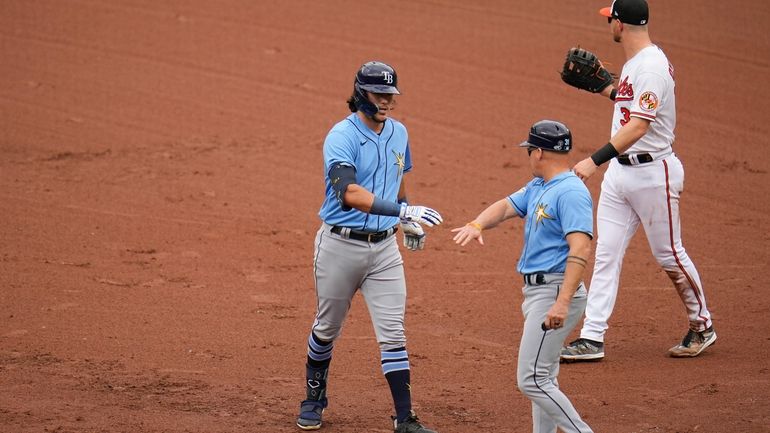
[400,221,426,251]
[399,203,443,227]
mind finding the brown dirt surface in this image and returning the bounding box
[2,1,770,432]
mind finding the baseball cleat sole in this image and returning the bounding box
[296,406,324,430]
[560,353,605,363]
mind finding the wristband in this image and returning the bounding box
[609,88,617,101]
[590,142,619,166]
[370,197,401,216]
[467,221,483,232]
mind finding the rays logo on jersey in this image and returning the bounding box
[392,150,405,176]
[534,203,554,228]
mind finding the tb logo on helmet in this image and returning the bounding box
[349,61,401,118]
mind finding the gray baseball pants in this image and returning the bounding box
[311,223,407,351]
[517,274,594,433]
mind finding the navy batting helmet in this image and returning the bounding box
[519,120,572,152]
[351,61,400,117]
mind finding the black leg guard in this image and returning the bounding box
[305,364,329,401]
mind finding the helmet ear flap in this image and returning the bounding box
[353,82,379,117]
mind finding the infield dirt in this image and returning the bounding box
[2,1,769,432]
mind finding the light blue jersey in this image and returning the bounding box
[508,171,593,274]
[319,113,412,232]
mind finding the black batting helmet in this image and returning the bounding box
[518,120,572,152]
[351,61,400,117]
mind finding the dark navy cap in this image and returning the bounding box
[600,0,649,25]
[518,120,572,153]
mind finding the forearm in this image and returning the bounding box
[397,178,407,203]
[556,260,586,306]
[472,198,518,230]
[609,118,649,154]
[342,184,376,213]
[590,117,650,166]
[556,234,592,305]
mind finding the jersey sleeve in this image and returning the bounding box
[630,71,667,122]
[557,188,593,239]
[403,140,413,173]
[395,121,413,174]
[506,182,533,217]
[323,130,357,173]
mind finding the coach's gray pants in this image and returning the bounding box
[311,223,407,351]
[517,274,594,433]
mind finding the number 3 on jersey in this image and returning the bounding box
[619,107,631,126]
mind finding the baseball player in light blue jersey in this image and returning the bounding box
[296,61,441,433]
[453,120,595,433]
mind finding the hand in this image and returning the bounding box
[543,301,569,330]
[399,204,443,227]
[573,157,599,181]
[451,223,484,246]
[400,221,426,251]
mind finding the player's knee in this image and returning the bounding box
[378,338,406,352]
[655,253,682,270]
[517,369,553,397]
[654,246,691,269]
[377,328,406,351]
[312,323,342,342]
[517,379,538,397]
[374,324,405,351]
[516,370,534,394]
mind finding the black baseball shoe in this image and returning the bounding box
[393,410,437,433]
[297,398,327,430]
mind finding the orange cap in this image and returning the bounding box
[599,7,612,17]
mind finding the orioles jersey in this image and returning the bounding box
[612,45,676,153]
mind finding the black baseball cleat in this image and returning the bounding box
[393,410,437,433]
[297,398,327,430]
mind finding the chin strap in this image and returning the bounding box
[354,83,379,117]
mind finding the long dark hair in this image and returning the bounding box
[347,91,357,112]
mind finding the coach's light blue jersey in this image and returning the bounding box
[508,171,593,274]
[319,113,412,232]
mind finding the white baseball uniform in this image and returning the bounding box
[580,45,713,342]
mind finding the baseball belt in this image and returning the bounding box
[330,225,398,243]
[617,153,654,165]
[523,273,565,285]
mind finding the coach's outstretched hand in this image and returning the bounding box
[399,204,443,227]
[451,221,484,246]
